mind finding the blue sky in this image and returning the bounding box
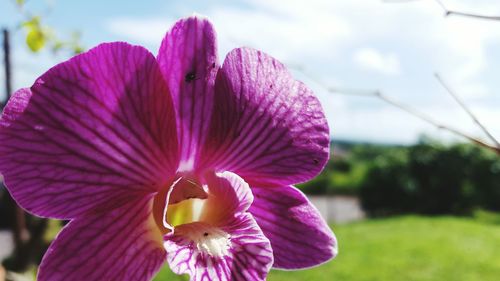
[1,0,499,144]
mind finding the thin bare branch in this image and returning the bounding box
[294,67,500,154]
[383,0,500,21]
[443,10,500,21]
[432,0,448,11]
[434,73,500,147]
[434,0,500,21]
[336,88,500,154]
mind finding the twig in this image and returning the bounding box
[383,0,500,21]
[443,10,500,21]
[338,88,500,154]
[434,73,500,147]
[434,0,500,21]
[293,67,500,155]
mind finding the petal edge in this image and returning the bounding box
[0,43,178,219]
[249,185,337,269]
[200,47,330,185]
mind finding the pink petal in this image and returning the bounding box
[38,197,165,281]
[157,16,219,169]
[200,171,253,224]
[248,185,338,269]
[164,214,273,281]
[200,47,330,186]
[0,42,178,219]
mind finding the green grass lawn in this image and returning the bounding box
[154,216,500,281]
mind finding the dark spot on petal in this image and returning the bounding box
[269,84,273,89]
[212,62,216,68]
[313,158,319,164]
[185,71,196,83]
[204,232,209,237]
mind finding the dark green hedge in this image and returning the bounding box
[360,142,500,216]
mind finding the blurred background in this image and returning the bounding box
[0,0,499,280]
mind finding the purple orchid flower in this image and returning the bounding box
[0,16,337,280]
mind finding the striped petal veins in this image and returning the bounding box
[0,15,335,281]
[152,171,273,281]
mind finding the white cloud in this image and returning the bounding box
[353,48,401,76]
[106,17,174,49]
[208,1,353,62]
[327,97,500,144]
[11,48,63,91]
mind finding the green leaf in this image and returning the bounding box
[72,45,84,55]
[16,0,25,7]
[51,40,65,53]
[26,28,45,52]
[21,16,41,29]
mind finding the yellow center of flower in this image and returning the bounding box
[152,175,232,257]
[152,176,206,234]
